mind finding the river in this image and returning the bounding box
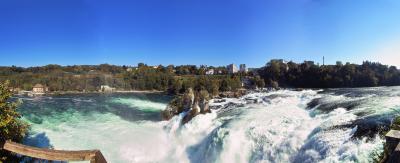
[17,87,400,163]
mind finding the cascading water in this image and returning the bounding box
[17,87,400,163]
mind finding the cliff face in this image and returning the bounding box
[161,88,210,123]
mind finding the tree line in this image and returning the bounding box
[0,63,263,95]
[1,60,399,95]
[258,60,400,88]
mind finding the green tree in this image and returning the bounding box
[219,79,230,92]
[210,81,220,97]
[0,81,29,161]
[255,76,265,88]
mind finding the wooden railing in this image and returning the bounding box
[0,140,107,163]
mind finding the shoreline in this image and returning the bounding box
[50,90,166,94]
[16,90,166,96]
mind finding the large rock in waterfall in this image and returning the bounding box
[161,88,195,120]
[162,88,211,123]
[182,88,195,109]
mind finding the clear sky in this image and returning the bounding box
[1,0,400,67]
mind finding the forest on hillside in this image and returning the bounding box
[259,60,400,88]
[0,64,251,95]
[1,60,399,95]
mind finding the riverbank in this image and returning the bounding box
[15,90,166,96]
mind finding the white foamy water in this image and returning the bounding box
[21,88,400,163]
[110,97,167,111]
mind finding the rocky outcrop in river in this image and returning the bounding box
[162,88,211,123]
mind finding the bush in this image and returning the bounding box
[391,117,400,130]
[0,81,29,161]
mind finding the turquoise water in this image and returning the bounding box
[17,93,171,162]
[15,87,400,163]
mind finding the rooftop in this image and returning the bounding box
[33,84,44,88]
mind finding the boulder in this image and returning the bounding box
[161,97,183,120]
[182,88,195,109]
[182,100,200,124]
[161,88,196,121]
[198,90,210,113]
[161,104,177,120]
[162,88,215,123]
[199,98,210,113]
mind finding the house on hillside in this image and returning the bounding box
[100,85,116,93]
[32,84,48,94]
[206,69,214,75]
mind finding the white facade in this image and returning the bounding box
[32,87,44,93]
[227,64,238,74]
[32,84,47,94]
[100,85,116,92]
[239,64,247,73]
[206,69,214,75]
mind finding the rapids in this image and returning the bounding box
[17,87,400,163]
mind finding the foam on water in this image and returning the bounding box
[109,97,167,112]
[296,107,384,163]
[25,111,170,163]
[21,88,400,162]
[214,90,320,162]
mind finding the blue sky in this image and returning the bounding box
[1,0,400,67]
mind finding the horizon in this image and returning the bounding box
[1,0,400,67]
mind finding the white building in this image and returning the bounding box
[32,84,48,94]
[239,64,247,73]
[100,85,116,92]
[227,64,238,74]
[206,69,214,75]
